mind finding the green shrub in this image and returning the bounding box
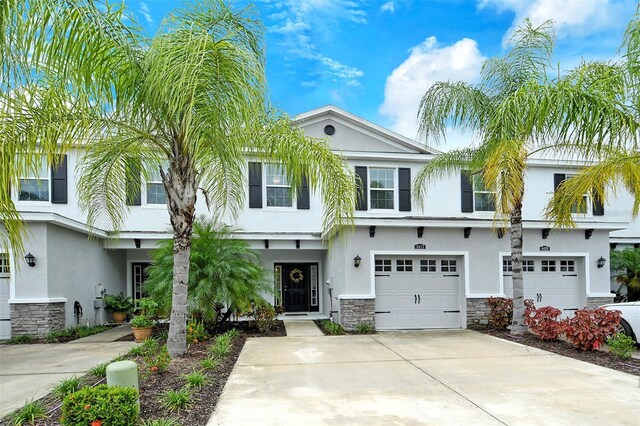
[183,369,208,388]
[145,344,171,373]
[187,318,209,343]
[140,338,160,356]
[144,220,271,326]
[355,323,373,334]
[160,388,192,413]
[200,357,218,370]
[225,328,240,338]
[52,376,83,399]
[128,345,145,356]
[11,400,47,425]
[607,333,636,358]
[89,363,108,378]
[103,293,134,313]
[9,335,34,344]
[60,385,138,426]
[318,320,344,335]
[131,314,155,328]
[252,302,277,332]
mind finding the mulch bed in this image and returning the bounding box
[2,320,286,425]
[483,329,640,377]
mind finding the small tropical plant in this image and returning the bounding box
[607,333,636,358]
[187,319,209,344]
[145,220,272,327]
[319,320,345,335]
[11,400,47,425]
[160,388,192,413]
[610,248,640,302]
[9,335,34,344]
[128,345,145,357]
[485,297,513,330]
[524,306,562,341]
[209,334,233,359]
[145,344,171,373]
[131,315,156,328]
[251,302,277,333]
[103,293,134,313]
[562,308,621,351]
[183,369,208,388]
[60,385,139,426]
[52,376,83,399]
[140,419,181,426]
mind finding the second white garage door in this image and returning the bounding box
[503,257,582,318]
[375,256,462,330]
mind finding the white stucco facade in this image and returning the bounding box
[2,105,637,337]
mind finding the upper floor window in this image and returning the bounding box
[473,176,495,212]
[265,165,292,207]
[146,165,167,205]
[19,157,49,202]
[566,174,588,214]
[369,168,394,210]
[554,173,603,216]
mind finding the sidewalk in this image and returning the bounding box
[0,325,137,417]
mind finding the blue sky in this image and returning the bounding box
[129,0,636,148]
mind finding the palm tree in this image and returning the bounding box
[414,19,629,333]
[2,0,355,355]
[610,248,640,301]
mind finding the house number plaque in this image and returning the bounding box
[414,244,426,249]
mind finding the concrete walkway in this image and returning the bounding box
[0,326,137,417]
[208,330,639,425]
[283,320,324,337]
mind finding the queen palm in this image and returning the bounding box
[414,19,632,333]
[1,0,355,355]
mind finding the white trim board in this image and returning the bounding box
[9,297,67,304]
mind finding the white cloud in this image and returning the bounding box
[139,2,154,26]
[479,0,633,40]
[381,1,394,13]
[261,0,366,85]
[379,37,485,148]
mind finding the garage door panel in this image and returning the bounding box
[375,256,462,330]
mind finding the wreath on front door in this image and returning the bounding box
[289,268,304,283]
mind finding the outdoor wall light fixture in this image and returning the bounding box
[417,226,424,238]
[24,252,35,267]
[497,229,504,239]
[585,229,594,240]
[354,255,361,268]
[542,228,550,239]
[463,227,471,239]
[134,238,141,248]
[369,226,376,238]
[597,257,606,269]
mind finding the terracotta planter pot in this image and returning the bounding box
[112,312,127,323]
[132,326,154,342]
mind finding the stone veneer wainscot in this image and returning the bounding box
[339,298,375,331]
[10,302,65,336]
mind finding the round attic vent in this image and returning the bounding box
[323,125,335,135]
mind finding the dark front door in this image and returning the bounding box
[283,264,309,312]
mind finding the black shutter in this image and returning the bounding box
[553,173,565,192]
[398,168,411,212]
[461,171,473,213]
[248,162,262,208]
[592,186,605,216]
[297,174,310,210]
[51,155,68,204]
[355,166,368,211]
[125,158,141,206]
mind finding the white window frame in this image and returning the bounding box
[396,259,413,272]
[441,260,457,272]
[143,162,168,207]
[473,175,495,212]
[420,259,436,272]
[264,164,295,209]
[369,167,396,211]
[375,259,392,272]
[16,155,50,204]
[566,174,591,216]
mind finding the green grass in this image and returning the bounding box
[200,356,218,370]
[225,328,240,338]
[43,325,110,343]
[8,335,34,344]
[11,400,47,425]
[160,388,192,413]
[355,323,374,334]
[51,376,83,399]
[128,345,145,356]
[89,362,108,378]
[183,369,208,388]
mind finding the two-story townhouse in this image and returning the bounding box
[1,105,637,338]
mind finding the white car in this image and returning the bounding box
[601,301,640,343]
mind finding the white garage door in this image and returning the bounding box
[504,258,581,318]
[375,256,462,330]
[0,254,11,340]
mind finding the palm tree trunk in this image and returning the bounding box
[165,157,197,357]
[509,188,528,334]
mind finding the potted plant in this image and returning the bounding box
[103,293,134,323]
[131,298,159,342]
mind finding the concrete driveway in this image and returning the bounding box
[0,327,136,417]
[209,330,639,425]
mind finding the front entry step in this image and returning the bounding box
[283,320,324,337]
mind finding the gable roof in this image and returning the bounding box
[293,105,441,155]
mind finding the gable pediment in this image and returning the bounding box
[293,106,437,155]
